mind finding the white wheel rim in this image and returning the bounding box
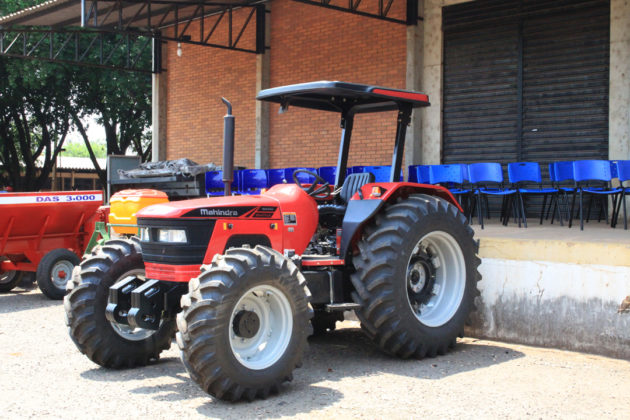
[229,285,293,370]
[51,260,75,289]
[406,230,466,327]
[109,269,156,341]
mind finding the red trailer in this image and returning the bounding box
[0,191,105,299]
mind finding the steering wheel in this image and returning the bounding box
[292,169,331,199]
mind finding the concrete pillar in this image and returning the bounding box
[420,0,444,165]
[405,0,424,178]
[255,4,271,169]
[151,40,167,162]
[609,0,630,161]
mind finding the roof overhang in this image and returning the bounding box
[0,0,262,30]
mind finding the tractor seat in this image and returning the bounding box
[339,172,375,204]
[318,172,375,221]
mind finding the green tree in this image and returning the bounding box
[0,0,152,190]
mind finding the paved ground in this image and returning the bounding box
[2,285,630,420]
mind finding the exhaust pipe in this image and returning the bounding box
[221,97,234,196]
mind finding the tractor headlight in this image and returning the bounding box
[139,227,151,241]
[157,229,187,243]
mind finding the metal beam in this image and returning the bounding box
[0,28,153,73]
[292,0,418,25]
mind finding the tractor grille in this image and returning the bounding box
[137,218,215,265]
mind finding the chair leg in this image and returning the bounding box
[580,189,584,230]
[539,194,547,225]
[569,190,577,228]
[624,191,628,230]
[478,194,485,229]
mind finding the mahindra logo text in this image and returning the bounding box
[200,208,238,217]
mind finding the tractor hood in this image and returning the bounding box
[135,183,315,220]
[136,193,279,219]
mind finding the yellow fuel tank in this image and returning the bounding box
[108,189,169,234]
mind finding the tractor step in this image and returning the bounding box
[325,303,360,312]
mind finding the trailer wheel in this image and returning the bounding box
[176,246,313,401]
[0,270,23,293]
[64,238,175,368]
[351,194,481,358]
[36,249,81,300]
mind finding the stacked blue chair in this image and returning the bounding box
[408,165,430,183]
[285,167,316,184]
[205,170,238,196]
[240,169,269,194]
[317,166,337,185]
[571,160,622,230]
[351,165,402,182]
[507,162,559,227]
[613,160,630,230]
[468,162,519,229]
[267,168,286,186]
[429,164,471,219]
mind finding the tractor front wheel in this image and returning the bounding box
[176,246,313,401]
[351,194,481,358]
[64,238,175,368]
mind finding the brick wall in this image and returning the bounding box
[164,8,258,169]
[165,0,407,169]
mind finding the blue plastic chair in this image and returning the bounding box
[468,162,519,229]
[205,170,238,196]
[267,169,286,186]
[613,160,630,230]
[507,162,559,227]
[571,160,622,230]
[429,164,472,218]
[240,169,268,194]
[317,166,337,185]
[408,165,430,183]
[285,167,316,184]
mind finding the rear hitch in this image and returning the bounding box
[106,277,188,330]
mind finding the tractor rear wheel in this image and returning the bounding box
[0,270,23,293]
[176,246,313,401]
[64,238,175,368]
[351,194,481,358]
[36,248,80,300]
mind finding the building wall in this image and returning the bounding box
[164,0,407,169]
[267,1,407,168]
[164,8,258,169]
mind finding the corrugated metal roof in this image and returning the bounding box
[56,156,107,170]
[0,0,257,29]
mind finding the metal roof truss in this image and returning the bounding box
[0,0,267,73]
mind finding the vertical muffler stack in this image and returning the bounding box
[221,97,235,196]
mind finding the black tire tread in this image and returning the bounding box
[64,238,175,368]
[351,194,481,359]
[176,245,313,401]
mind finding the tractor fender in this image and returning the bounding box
[340,182,462,259]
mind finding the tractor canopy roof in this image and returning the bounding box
[256,81,430,114]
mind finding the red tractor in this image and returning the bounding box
[65,81,480,401]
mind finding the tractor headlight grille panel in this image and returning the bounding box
[158,229,187,243]
[139,227,151,242]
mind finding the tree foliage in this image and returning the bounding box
[0,0,152,191]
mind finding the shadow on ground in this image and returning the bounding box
[79,324,524,417]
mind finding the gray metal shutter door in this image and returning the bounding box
[521,5,610,163]
[442,19,519,165]
[442,0,609,168]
